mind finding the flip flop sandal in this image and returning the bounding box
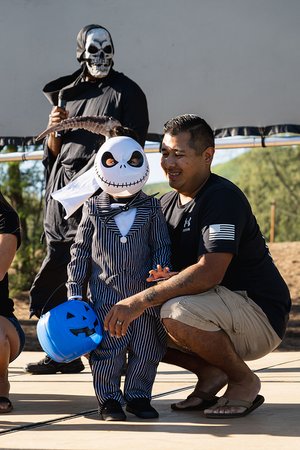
[171,390,219,411]
[0,397,13,414]
[204,394,265,418]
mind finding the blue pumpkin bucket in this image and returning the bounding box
[37,300,102,363]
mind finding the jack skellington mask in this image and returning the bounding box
[94,137,149,198]
[77,25,114,79]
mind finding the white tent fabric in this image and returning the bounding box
[1,0,300,146]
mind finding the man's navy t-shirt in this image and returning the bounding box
[160,173,291,339]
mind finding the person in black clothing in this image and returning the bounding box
[0,191,25,412]
[26,24,149,375]
[104,114,291,419]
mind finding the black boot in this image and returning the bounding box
[99,399,127,421]
[126,398,159,419]
[24,355,85,374]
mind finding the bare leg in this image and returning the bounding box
[163,346,228,408]
[0,317,20,412]
[163,318,261,415]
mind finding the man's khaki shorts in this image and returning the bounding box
[160,285,281,361]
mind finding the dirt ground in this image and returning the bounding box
[13,241,300,351]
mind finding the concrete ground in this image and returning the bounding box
[0,351,299,450]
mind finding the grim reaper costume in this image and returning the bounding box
[51,133,170,418]
[29,25,149,319]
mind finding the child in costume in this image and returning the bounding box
[37,118,171,421]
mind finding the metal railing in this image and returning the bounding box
[1,136,300,163]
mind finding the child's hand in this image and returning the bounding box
[146,265,178,282]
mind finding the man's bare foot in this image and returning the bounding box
[0,397,13,413]
[171,392,219,411]
[171,369,228,411]
[204,372,261,416]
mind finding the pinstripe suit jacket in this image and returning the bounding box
[67,191,171,311]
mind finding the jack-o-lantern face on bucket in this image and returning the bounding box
[67,304,99,337]
[37,300,103,362]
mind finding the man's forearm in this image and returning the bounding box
[104,253,232,337]
[141,261,217,307]
[47,134,63,157]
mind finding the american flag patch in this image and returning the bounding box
[209,224,235,241]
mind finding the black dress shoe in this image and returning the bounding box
[24,355,85,374]
[126,398,159,419]
[100,399,127,421]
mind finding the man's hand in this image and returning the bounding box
[47,106,69,157]
[48,105,69,129]
[104,297,147,338]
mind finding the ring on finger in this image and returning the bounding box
[116,320,123,326]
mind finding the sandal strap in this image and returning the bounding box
[187,390,218,402]
[0,396,12,404]
[216,396,252,408]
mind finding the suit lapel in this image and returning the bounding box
[93,191,155,236]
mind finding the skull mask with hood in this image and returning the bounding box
[76,24,114,79]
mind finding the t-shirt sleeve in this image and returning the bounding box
[199,188,249,256]
[0,200,21,249]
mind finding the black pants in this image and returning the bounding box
[29,241,73,318]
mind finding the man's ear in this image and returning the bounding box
[203,147,215,164]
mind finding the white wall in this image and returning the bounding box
[1,0,300,140]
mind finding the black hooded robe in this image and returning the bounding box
[29,68,149,315]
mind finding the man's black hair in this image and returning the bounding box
[163,114,214,154]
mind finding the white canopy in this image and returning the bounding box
[1,0,300,146]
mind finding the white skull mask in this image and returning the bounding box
[94,137,149,197]
[83,28,114,78]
